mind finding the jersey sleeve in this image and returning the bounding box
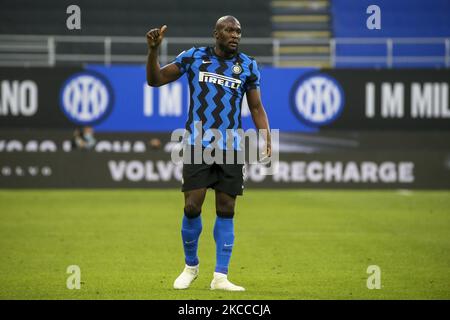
[245,59,261,91]
[172,47,196,75]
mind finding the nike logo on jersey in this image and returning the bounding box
[202,60,212,64]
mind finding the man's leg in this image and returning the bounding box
[174,188,207,289]
[182,189,207,266]
[210,190,245,291]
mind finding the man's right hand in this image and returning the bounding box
[146,25,167,49]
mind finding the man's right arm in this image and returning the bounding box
[146,25,182,87]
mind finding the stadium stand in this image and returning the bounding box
[331,0,450,68]
[0,0,272,66]
[332,0,450,38]
[0,0,270,37]
[271,0,332,67]
[0,0,449,68]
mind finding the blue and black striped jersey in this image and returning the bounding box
[173,46,260,149]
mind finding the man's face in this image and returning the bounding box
[215,20,242,54]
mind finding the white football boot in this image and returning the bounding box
[173,264,199,289]
[210,272,245,291]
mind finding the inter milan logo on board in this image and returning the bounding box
[291,73,344,127]
[232,64,242,75]
[59,71,114,125]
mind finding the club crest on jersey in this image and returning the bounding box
[232,64,242,75]
[199,71,242,89]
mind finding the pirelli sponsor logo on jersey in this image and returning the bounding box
[198,72,242,90]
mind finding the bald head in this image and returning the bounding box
[215,15,240,32]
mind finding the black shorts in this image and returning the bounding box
[182,162,245,196]
[181,147,245,196]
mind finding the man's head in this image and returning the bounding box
[82,126,93,135]
[214,15,241,55]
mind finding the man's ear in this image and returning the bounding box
[213,29,218,39]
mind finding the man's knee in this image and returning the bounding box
[184,189,206,218]
[216,196,236,218]
[184,202,202,218]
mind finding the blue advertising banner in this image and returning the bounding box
[1,66,449,131]
[86,65,317,133]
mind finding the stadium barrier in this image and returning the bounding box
[1,35,450,69]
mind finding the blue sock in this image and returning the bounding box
[214,216,235,274]
[181,214,202,266]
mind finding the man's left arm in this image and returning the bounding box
[247,88,271,157]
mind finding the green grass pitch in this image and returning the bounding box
[0,189,449,299]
